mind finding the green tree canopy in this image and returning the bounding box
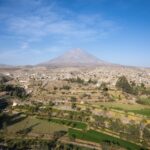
[116,76,133,94]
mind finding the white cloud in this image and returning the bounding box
[2,0,120,43]
[0,0,121,65]
[8,15,119,43]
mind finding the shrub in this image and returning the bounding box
[62,85,71,90]
[136,97,150,105]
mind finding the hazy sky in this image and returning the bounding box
[0,0,150,67]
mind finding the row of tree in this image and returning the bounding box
[92,115,150,146]
[116,75,150,95]
[0,84,28,99]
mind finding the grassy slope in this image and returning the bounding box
[7,116,68,134]
[94,102,150,117]
[49,118,87,130]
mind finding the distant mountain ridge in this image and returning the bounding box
[39,49,109,67]
[0,64,14,68]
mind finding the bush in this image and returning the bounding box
[66,77,85,84]
[136,97,150,105]
[0,74,12,84]
[62,85,71,90]
[88,78,97,84]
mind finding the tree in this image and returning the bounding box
[125,124,140,142]
[3,121,7,133]
[70,96,77,102]
[116,76,133,94]
[49,101,54,107]
[100,82,108,91]
[143,124,150,146]
[69,134,76,141]
[62,85,71,90]
[88,78,97,84]
[109,118,123,133]
[53,131,67,140]
[71,103,76,110]
[0,84,28,99]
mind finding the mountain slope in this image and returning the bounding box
[40,49,109,67]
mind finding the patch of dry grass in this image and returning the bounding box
[7,116,68,134]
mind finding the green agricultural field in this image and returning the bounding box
[94,102,150,117]
[128,109,150,117]
[68,128,145,150]
[96,102,150,110]
[7,116,68,135]
[49,118,87,129]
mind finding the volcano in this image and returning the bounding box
[39,49,109,67]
